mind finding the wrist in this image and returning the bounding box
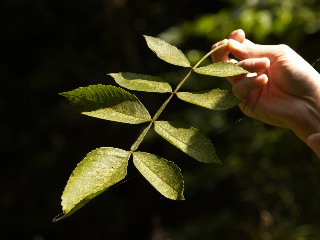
[292,73,320,143]
[292,107,320,143]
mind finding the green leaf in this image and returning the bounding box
[53,147,130,222]
[144,35,191,67]
[133,151,184,200]
[59,84,151,124]
[154,121,220,163]
[194,62,249,77]
[108,72,172,93]
[176,89,243,110]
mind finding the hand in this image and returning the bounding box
[307,133,320,155]
[211,29,320,156]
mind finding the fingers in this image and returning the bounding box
[212,28,279,64]
[228,38,282,62]
[213,28,285,63]
[228,29,246,43]
[228,57,270,84]
[307,133,320,157]
[211,29,246,63]
[239,57,270,72]
[307,133,320,149]
[230,57,270,100]
[211,39,231,62]
[211,30,271,100]
[232,74,268,100]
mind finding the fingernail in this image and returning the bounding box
[212,39,229,49]
[307,135,315,148]
[228,39,242,49]
[247,72,258,77]
[221,39,229,45]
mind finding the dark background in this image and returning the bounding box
[2,0,320,239]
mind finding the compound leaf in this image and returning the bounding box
[154,121,220,163]
[59,84,151,124]
[108,72,172,93]
[194,62,249,77]
[144,35,191,67]
[53,147,130,222]
[133,151,184,200]
[176,89,242,110]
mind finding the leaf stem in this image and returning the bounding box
[130,123,152,152]
[192,42,228,70]
[129,42,228,151]
[153,42,228,119]
[152,92,175,121]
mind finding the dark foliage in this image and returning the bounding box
[2,0,320,239]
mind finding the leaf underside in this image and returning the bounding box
[176,89,243,110]
[133,151,184,200]
[59,84,151,124]
[154,121,220,163]
[194,62,249,77]
[108,72,172,93]
[144,35,191,67]
[53,147,130,222]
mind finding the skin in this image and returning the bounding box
[211,29,320,156]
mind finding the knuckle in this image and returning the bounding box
[278,44,293,54]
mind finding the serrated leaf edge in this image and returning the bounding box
[154,121,220,164]
[143,35,191,68]
[133,151,184,200]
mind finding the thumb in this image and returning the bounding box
[228,39,282,61]
[307,133,320,157]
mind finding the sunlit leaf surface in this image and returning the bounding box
[54,147,130,221]
[154,121,220,163]
[133,151,184,200]
[194,62,249,77]
[144,35,191,67]
[59,84,151,124]
[177,89,242,110]
[108,72,172,93]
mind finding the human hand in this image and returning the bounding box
[211,29,320,156]
[307,133,320,157]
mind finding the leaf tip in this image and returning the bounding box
[58,91,68,97]
[143,35,153,43]
[53,212,67,222]
[177,194,185,201]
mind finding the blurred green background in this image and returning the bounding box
[2,0,320,239]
